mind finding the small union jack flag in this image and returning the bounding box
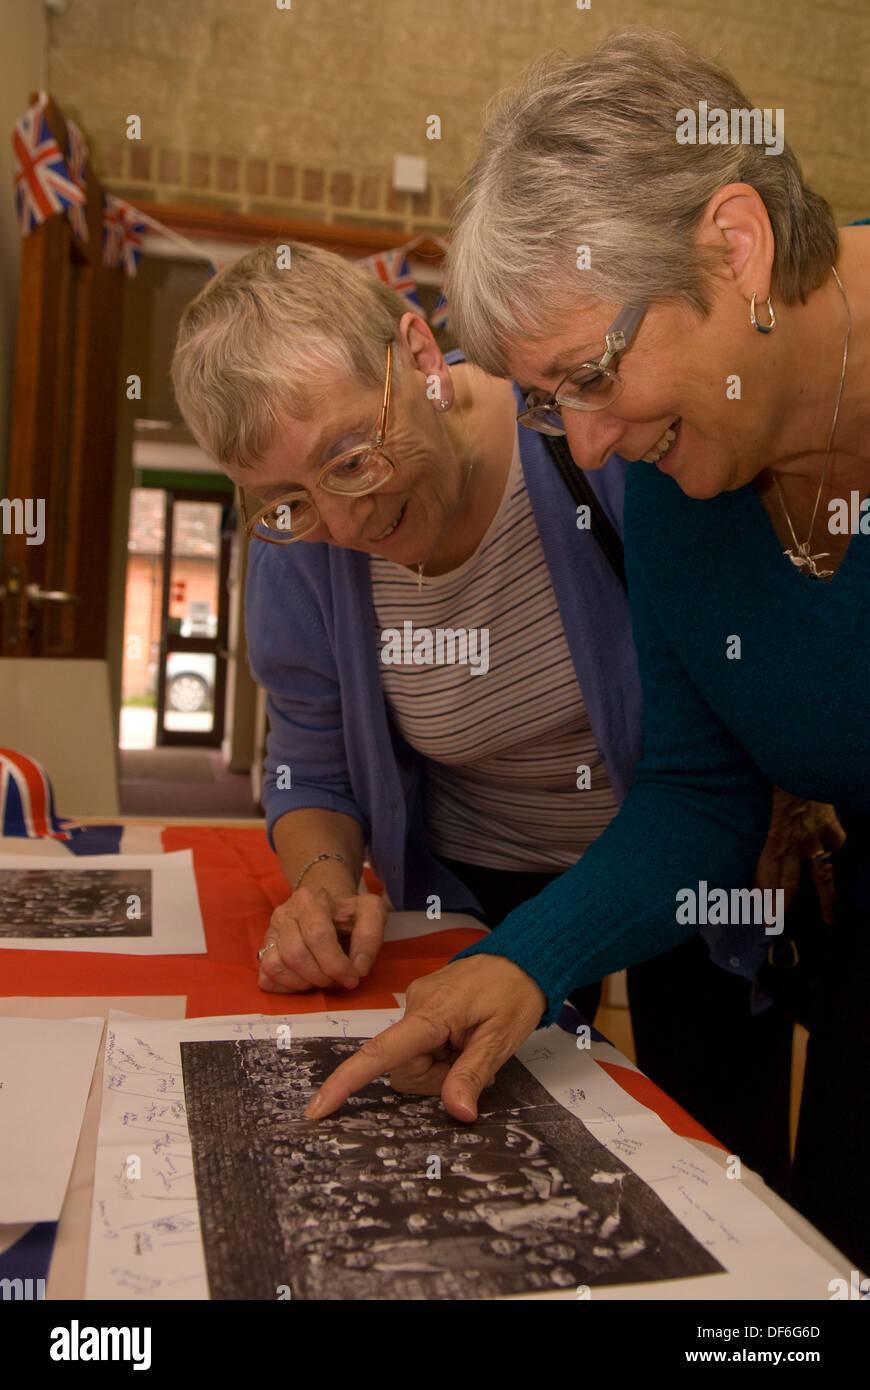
[430,289,449,332]
[12,99,86,237]
[0,750,79,841]
[102,194,146,277]
[64,116,89,244]
[357,247,423,310]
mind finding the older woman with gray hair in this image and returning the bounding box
[171,238,644,1024]
[309,29,870,1267]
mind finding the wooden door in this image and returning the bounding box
[1,93,123,658]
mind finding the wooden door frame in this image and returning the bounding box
[3,93,123,659]
[133,200,448,265]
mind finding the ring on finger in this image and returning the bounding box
[257,942,279,962]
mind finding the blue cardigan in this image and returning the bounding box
[246,379,643,923]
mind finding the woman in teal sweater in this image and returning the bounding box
[308,31,869,1264]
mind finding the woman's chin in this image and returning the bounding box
[674,477,724,500]
[665,463,729,500]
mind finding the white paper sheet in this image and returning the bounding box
[85,1011,848,1301]
[384,910,485,941]
[0,1016,104,1222]
[0,851,205,954]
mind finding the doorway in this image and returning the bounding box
[120,484,232,752]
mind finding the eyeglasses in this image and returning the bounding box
[239,342,396,544]
[517,306,646,435]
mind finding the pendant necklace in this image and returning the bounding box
[771,266,850,581]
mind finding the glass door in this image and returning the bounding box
[155,491,232,748]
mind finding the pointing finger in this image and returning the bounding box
[305,1011,450,1119]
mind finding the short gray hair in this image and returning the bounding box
[171,241,422,468]
[447,27,838,378]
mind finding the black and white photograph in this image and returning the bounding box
[180,1036,723,1300]
[0,866,152,939]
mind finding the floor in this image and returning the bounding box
[118,746,260,818]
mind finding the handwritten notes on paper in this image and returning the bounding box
[516,1032,843,1298]
[86,1011,400,1300]
[86,1011,845,1301]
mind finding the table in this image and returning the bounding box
[0,820,852,1297]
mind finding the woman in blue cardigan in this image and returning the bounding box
[307,30,869,1266]
[172,239,642,1048]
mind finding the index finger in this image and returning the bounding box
[304,1011,450,1119]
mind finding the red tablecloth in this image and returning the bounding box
[2,825,725,1149]
[0,826,485,1019]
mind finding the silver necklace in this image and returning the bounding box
[771,266,850,580]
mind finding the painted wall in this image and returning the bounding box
[44,0,870,240]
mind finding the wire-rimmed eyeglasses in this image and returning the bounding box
[239,342,396,544]
[517,306,646,435]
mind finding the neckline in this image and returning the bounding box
[750,474,869,589]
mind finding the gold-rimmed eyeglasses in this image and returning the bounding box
[239,342,396,544]
[517,305,646,435]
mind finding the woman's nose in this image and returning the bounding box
[316,493,371,546]
[560,410,622,471]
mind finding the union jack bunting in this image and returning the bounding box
[0,749,79,841]
[12,99,86,237]
[64,116,89,244]
[430,289,449,332]
[101,193,125,268]
[357,247,423,310]
[102,193,146,277]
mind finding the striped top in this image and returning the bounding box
[369,439,619,871]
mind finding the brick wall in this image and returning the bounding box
[45,1,870,234]
[122,553,162,697]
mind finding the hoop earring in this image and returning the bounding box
[750,292,776,334]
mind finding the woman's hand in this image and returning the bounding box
[755,788,846,925]
[304,954,547,1122]
[258,886,388,993]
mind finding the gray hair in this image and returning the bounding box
[447,27,839,378]
[170,241,422,468]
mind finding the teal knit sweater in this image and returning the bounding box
[452,460,870,1027]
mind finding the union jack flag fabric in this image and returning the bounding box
[430,289,449,332]
[357,247,423,310]
[102,193,146,277]
[0,750,78,841]
[0,748,124,854]
[12,99,86,237]
[64,117,89,244]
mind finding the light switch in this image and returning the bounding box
[392,155,427,194]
